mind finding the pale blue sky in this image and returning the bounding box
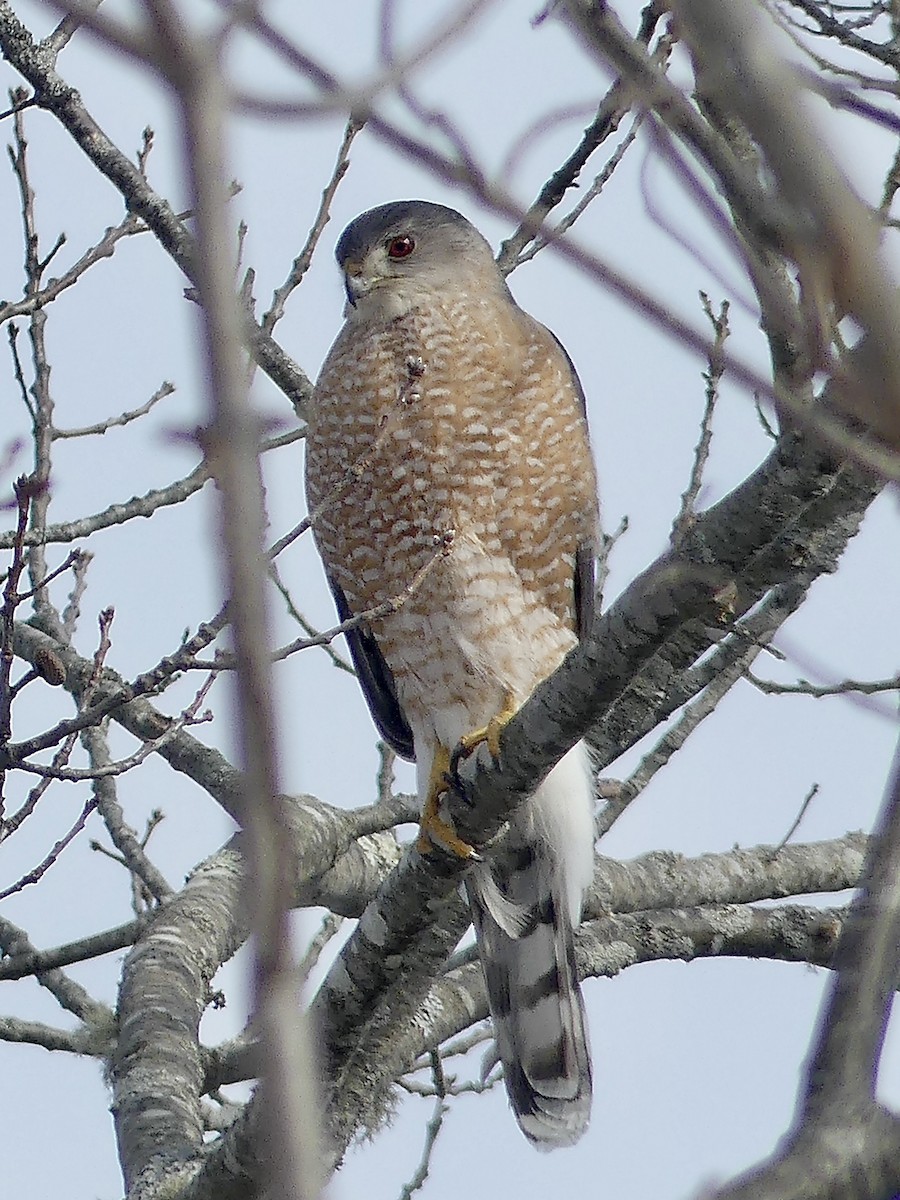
[1,2,898,1198]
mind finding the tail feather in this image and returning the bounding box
[466,741,594,1149]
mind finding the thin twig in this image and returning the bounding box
[262,116,363,333]
[773,782,820,854]
[398,1051,449,1200]
[671,294,729,543]
[596,581,791,836]
[747,672,900,701]
[376,741,397,807]
[296,913,344,986]
[61,547,92,638]
[53,381,175,439]
[196,530,457,670]
[509,113,645,270]
[0,212,148,327]
[13,672,214,781]
[497,0,665,272]
[268,563,353,674]
[595,513,628,611]
[83,722,173,907]
[0,912,112,1026]
[0,792,100,900]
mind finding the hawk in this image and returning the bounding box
[305,200,599,1148]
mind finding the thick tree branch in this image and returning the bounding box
[205,833,866,1093]
[0,1015,88,1051]
[589,433,880,770]
[111,848,245,1195]
[588,833,867,919]
[150,418,874,1187]
[9,417,881,1200]
[411,901,848,1064]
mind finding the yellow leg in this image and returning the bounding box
[415,745,479,859]
[456,689,518,762]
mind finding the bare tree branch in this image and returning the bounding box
[0,916,145,980]
[0,5,896,1198]
[706,740,900,1200]
[0,2,313,410]
[0,912,114,1030]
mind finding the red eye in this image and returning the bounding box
[387,235,415,259]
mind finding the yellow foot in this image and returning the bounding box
[415,745,480,860]
[456,691,518,763]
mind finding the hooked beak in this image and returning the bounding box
[344,275,362,308]
[342,258,369,308]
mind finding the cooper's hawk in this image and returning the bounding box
[305,200,599,1148]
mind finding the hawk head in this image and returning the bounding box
[335,199,508,319]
